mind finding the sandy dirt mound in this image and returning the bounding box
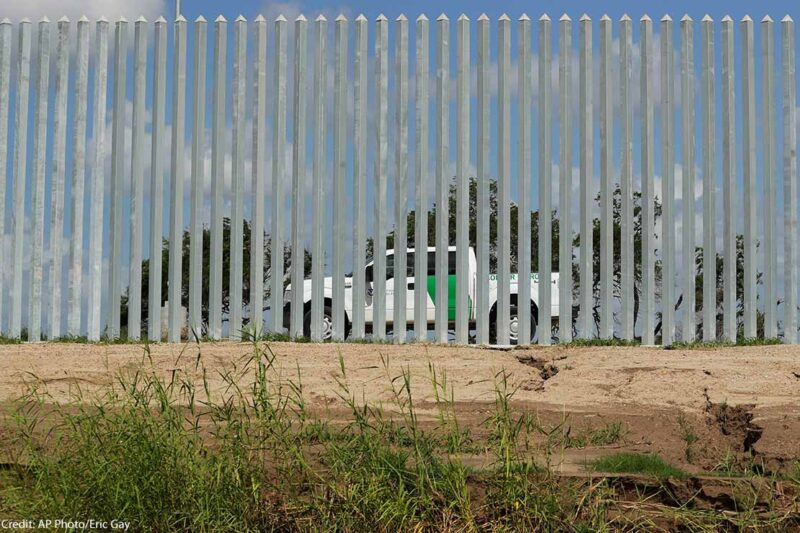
[0,341,797,411]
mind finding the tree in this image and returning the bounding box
[123,218,310,335]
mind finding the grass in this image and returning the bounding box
[562,338,641,348]
[0,330,785,349]
[590,452,687,478]
[588,421,627,446]
[543,421,627,450]
[736,336,783,346]
[665,337,783,350]
[1,333,151,345]
[0,341,796,531]
[238,330,395,344]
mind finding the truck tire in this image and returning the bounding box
[303,305,350,340]
[489,302,537,345]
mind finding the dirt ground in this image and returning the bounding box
[0,341,799,475]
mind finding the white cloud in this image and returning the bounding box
[3,0,166,22]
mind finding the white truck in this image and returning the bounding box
[283,246,560,343]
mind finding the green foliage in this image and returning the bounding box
[665,337,782,350]
[590,453,687,479]
[11,368,267,530]
[0,335,22,345]
[126,218,311,336]
[735,337,782,346]
[588,422,627,446]
[665,340,737,350]
[562,338,642,348]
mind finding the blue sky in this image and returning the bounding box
[0,0,798,336]
[181,0,793,22]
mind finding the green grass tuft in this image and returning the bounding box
[589,422,627,446]
[589,452,687,478]
[665,337,782,350]
[735,336,782,346]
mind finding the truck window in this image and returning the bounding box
[405,252,415,276]
[386,254,394,280]
[426,251,457,276]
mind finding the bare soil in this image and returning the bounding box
[0,341,799,476]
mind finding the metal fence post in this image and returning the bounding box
[268,15,286,334]
[680,15,696,341]
[69,17,89,337]
[332,15,347,340]
[537,14,552,345]
[456,14,470,344]
[413,14,429,341]
[128,17,147,340]
[189,15,208,340]
[640,15,655,345]
[209,16,227,339]
[395,14,409,343]
[49,17,70,339]
[435,13,450,344]
[783,16,797,343]
[352,14,367,339]
[517,14,531,345]
[374,14,388,341]
[475,15,490,344]
[762,16,777,339]
[558,14,572,343]
[168,15,187,343]
[87,18,107,342]
[701,15,716,342]
[740,15,766,338]
[0,19,10,334]
[29,18,51,342]
[310,15,327,340]
[148,17,166,341]
[599,14,612,340]
[251,14,267,336]
[290,15,307,338]
[741,15,757,339]
[497,13,511,345]
[661,15,675,346]
[619,14,634,341]
[108,17,127,340]
[721,15,736,342]
[578,14,592,340]
[229,15,246,339]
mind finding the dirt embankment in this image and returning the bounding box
[0,341,798,475]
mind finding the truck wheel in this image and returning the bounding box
[490,303,537,345]
[303,305,350,340]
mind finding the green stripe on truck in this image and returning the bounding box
[427,275,470,321]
